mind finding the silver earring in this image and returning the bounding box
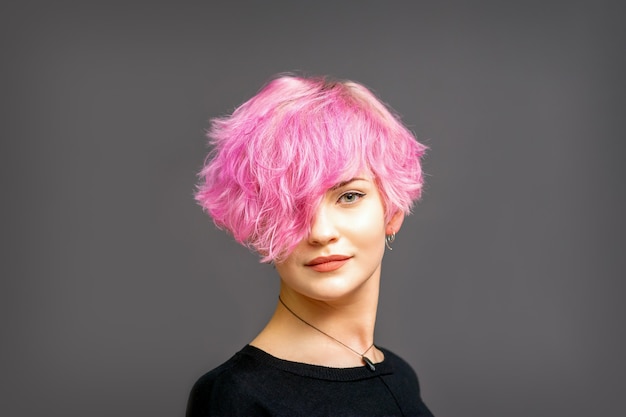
[385,232,396,250]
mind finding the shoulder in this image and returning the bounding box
[378,347,434,416]
[189,348,256,391]
[186,346,271,417]
[380,348,418,376]
[377,348,425,394]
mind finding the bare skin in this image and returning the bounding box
[251,177,404,368]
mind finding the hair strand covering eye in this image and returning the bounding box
[195,74,427,263]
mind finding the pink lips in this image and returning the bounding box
[305,255,351,272]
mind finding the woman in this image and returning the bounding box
[187,75,433,416]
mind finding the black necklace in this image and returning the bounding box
[278,296,377,371]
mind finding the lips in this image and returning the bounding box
[305,255,351,272]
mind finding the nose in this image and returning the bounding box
[307,203,339,246]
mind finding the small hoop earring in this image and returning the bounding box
[385,232,396,250]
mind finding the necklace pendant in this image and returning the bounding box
[362,356,376,371]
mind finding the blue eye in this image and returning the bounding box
[338,192,365,204]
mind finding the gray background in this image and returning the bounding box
[2,1,625,416]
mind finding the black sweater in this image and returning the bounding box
[187,345,434,417]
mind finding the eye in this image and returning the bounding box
[338,191,365,204]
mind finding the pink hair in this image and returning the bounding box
[196,75,426,262]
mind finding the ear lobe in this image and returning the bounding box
[386,210,405,235]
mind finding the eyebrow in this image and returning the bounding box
[329,177,368,191]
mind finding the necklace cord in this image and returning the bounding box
[278,296,376,371]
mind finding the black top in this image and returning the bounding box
[187,345,434,417]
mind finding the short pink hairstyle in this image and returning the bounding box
[196,75,426,262]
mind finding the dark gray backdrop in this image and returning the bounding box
[3,1,625,416]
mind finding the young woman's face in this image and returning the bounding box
[275,176,404,302]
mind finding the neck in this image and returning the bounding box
[277,294,378,370]
[277,281,379,349]
[251,268,383,367]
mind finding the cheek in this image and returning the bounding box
[274,244,308,276]
[347,208,386,245]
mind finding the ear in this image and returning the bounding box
[386,210,405,235]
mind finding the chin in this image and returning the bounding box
[295,269,380,302]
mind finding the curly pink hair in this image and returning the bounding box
[196,75,426,262]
